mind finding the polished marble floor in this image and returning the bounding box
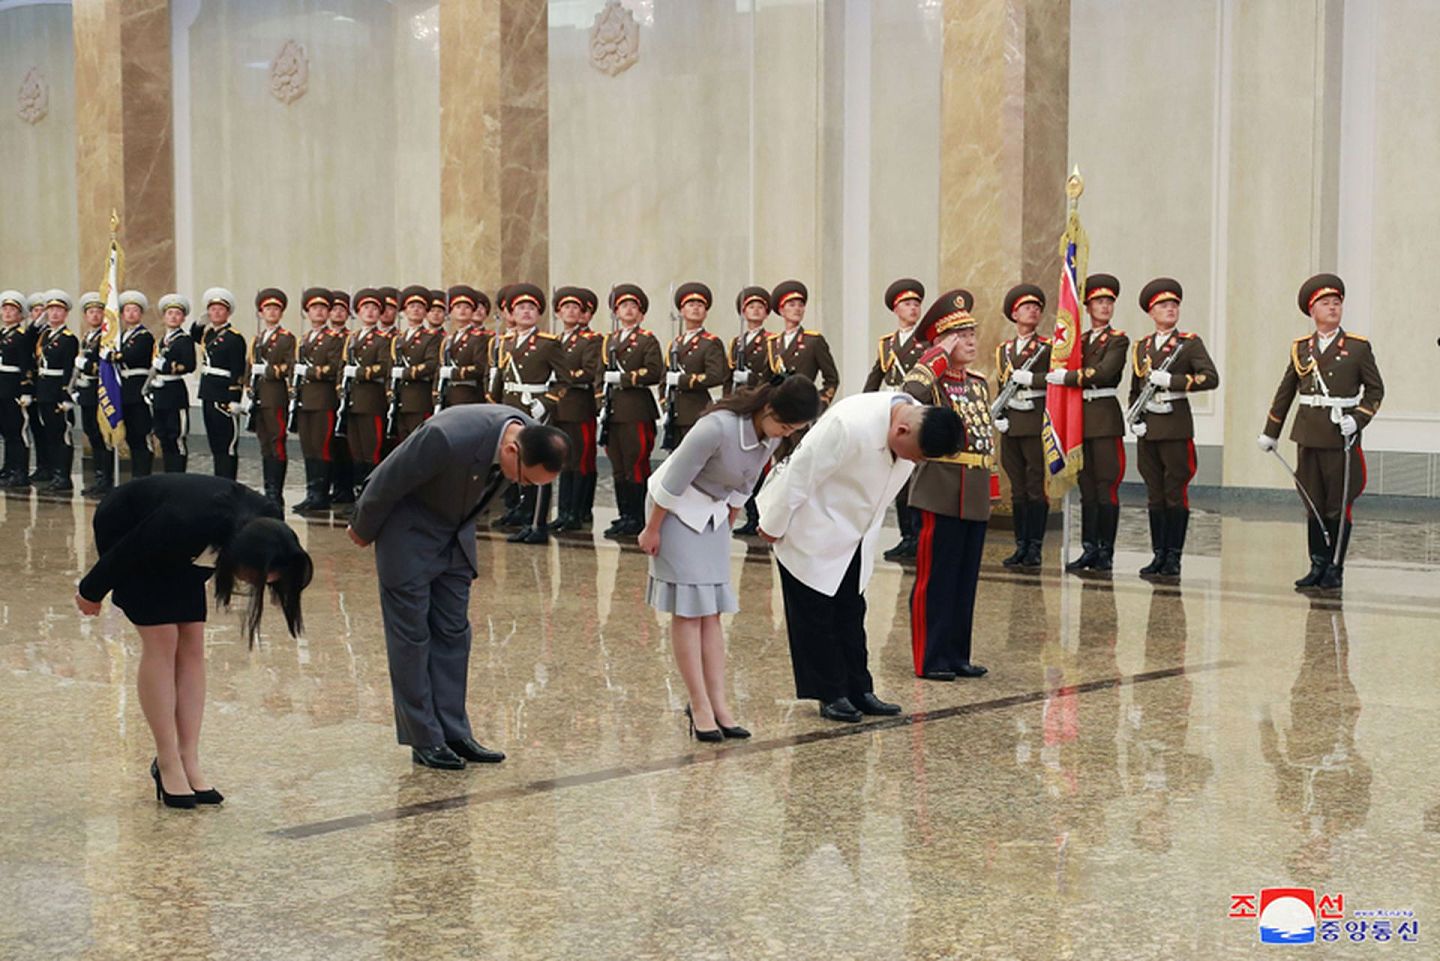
[1,476,1438,960]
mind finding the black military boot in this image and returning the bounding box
[551,472,579,532]
[162,452,184,474]
[1294,516,1330,589]
[496,484,527,529]
[1066,503,1100,572]
[617,482,645,536]
[1020,502,1047,569]
[92,454,115,496]
[604,481,630,536]
[330,456,356,504]
[732,497,760,537]
[511,484,552,544]
[1092,504,1119,572]
[1158,507,1189,578]
[1138,508,1167,577]
[292,459,319,513]
[1002,501,1029,567]
[131,443,153,478]
[1316,518,1348,590]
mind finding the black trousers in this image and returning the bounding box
[1077,434,1125,508]
[202,401,239,477]
[35,401,74,478]
[910,511,987,675]
[152,406,187,458]
[122,399,154,475]
[0,396,26,473]
[778,549,874,703]
[80,402,108,463]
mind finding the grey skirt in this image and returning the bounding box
[646,505,738,617]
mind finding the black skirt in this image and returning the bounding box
[112,562,213,626]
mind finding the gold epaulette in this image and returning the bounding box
[538,331,558,340]
[1346,332,1368,342]
[803,329,821,337]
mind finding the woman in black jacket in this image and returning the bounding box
[75,474,313,808]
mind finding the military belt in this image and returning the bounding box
[75,375,96,387]
[153,374,185,383]
[504,382,548,398]
[0,364,21,373]
[202,365,232,377]
[1081,387,1118,400]
[38,367,64,377]
[121,368,150,379]
[1299,393,1360,409]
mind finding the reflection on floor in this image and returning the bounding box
[1,483,1437,960]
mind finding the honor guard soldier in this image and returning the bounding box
[491,283,566,543]
[727,285,777,536]
[74,291,114,497]
[249,288,297,505]
[994,283,1054,571]
[0,291,38,487]
[600,283,664,537]
[771,280,839,406]
[438,285,491,408]
[663,282,729,448]
[427,289,447,330]
[343,289,392,492]
[34,291,79,492]
[1051,273,1130,572]
[1126,278,1219,579]
[191,288,247,479]
[27,292,47,329]
[390,285,443,444]
[901,289,993,681]
[551,285,603,532]
[573,286,606,526]
[292,287,346,515]
[150,295,196,473]
[112,291,155,478]
[866,278,930,560]
[327,289,356,505]
[379,286,400,332]
[1258,273,1384,592]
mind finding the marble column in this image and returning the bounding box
[71,0,175,298]
[439,0,548,294]
[939,0,1070,376]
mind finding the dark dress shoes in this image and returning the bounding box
[411,744,467,769]
[447,738,506,763]
[192,787,225,805]
[819,698,863,723]
[920,670,957,682]
[955,662,989,678]
[855,692,902,716]
[719,724,752,739]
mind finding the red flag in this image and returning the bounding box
[1042,174,1087,497]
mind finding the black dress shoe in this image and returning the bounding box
[882,539,908,562]
[150,759,197,809]
[819,698,863,723]
[955,662,988,678]
[508,526,550,545]
[192,787,225,805]
[411,744,466,769]
[920,670,957,682]
[719,723,752,739]
[855,692,902,716]
[446,738,506,763]
[732,520,759,538]
[684,705,725,742]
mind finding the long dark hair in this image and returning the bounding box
[707,373,821,424]
[213,517,313,647]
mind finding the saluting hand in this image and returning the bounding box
[346,526,370,548]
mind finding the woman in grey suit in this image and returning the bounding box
[639,375,820,740]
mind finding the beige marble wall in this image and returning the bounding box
[117,0,177,298]
[940,0,1070,380]
[0,4,79,292]
[72,0,124,285]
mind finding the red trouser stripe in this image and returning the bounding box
[580,418,596,474]
[273,409,287,459]
[1109,437,1126,506]
[371,415,384,464]
[910,510,936,675]
[631,421,656,482]
[1182,440,1197,509]
[321,411,335,462]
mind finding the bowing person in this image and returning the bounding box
[74,474,313,808]
[638,375,821,741]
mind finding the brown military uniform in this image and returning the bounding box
[393,323,442,440]
[994,335,1053,503]
[600,324,663,483]
[296,324,345,461]
[774,327,838,405]
[555,324,603,470]
[726,327,777,394]
[347,325,393,466]
[862,328,928,392]
[1264,328,1383,521]
[490,328,567,419]
[1128,330,1219,509]
[664,327,728,444]
[441,323,491,407]
[1054,324,1130,510]
[251,324,296,463]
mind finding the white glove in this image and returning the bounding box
[151,356,167,372]
[1044,369,1067,386]
[391,365,406,380]
[1256,434,1277,452]
[603,371,622,385]
[293,363,308,379]
[732,369,751,386]
[1339,414,1357,437]
[1012,370,1035,388]
[665,371,682,387]
[439,365,455,380]
[252,361,268,378]
[236,395,254,416]
[73,356,87,372]
[1131,420,1148,438]
[529,399,545,420]
[17,394,32,408]
[59,400,74,412]
[1148,369,1172,389]
[343,364,359,379]
[101,348,117,362]
[994,417,1010,434]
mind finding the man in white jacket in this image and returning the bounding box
[757,391,963,722]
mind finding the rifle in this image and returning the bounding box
[596,303,620,447]
[384,335,403,438]
[286,333,308,427]
[989,344,1046,420]
[1124,338,1187,430]
[660,286,681,450]
[243,322,266,432]
[331,331,355,441]
[433,330,453,416]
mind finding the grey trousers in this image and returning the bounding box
[378,539,475,748]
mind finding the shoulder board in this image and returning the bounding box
[701,331,719,340]
[803,329,821,337]
[538,331,558,340]
[967,370,988,383]
[1292,334,1310,344]
[1345,332,1368,342]
[1179,331,1196,339]
[278,327,290,335]
[1109,329,1125,338]
[638,328,653,336]
[1037,335,1052,345]
[60,328,75,337]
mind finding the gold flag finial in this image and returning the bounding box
[1065,166,1084,203]
[110,208,119,235]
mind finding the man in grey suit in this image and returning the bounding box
[348,404,569,768]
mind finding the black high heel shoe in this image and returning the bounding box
[719,723,752,740]
[684,705,724,743]
[150,759,197,809]
[191,786,225,805]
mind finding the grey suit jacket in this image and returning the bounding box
[352,404,529,585]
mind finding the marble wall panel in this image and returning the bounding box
[119,0,176,297]
[500,0,548,288]
[72,0,123,287]
[439,0,501,288]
